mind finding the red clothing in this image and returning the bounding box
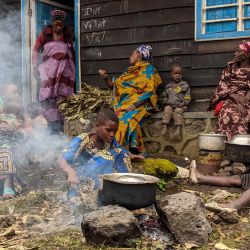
[32,26,74,65]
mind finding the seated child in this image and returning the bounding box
[0,83,26,198]
[58,109,143,197]
[161,64,191,140]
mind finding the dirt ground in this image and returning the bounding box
[0,162,250,250]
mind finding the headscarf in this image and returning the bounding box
[239,41,250,55]
[50,9,66,24]
[136,45,152,61]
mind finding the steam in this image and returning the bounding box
[0,4,21,86]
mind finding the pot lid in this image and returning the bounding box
[199,133,227,137]
[101,173,159,185]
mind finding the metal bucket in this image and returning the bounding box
[198,150,223,175]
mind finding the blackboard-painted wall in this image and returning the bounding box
[80,0,242,101]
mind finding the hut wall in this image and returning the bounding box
[80,0,241,107]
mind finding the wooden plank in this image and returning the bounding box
[80,0,112,7]
[192,53,232,69]
[80,0,194,19]
[80,22,194,47]
[197,39,241,54]
[81,7,194,32]
[191,86,216,100]
[81,40,197,60]
[81,68,222,89]
[159,68,222,87]
[81,55,192,75]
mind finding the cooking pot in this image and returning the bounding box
[198,132,227,151]
[225,135,250,164]
[101,173,159,210]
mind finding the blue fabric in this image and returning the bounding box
[62,134,130,192]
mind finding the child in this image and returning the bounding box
[161,64,191,140]
[0,83,25,198]
[58,109,144,197]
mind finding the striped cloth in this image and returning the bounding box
[241,169,250,190]
[0,148,16,174]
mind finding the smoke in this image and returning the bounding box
[0,3,68,187]
[0,3,21,86]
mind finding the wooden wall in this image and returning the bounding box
[80,0,243,101]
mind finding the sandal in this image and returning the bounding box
[189,160,198,184]
[2,187,16,199]
[205,202,237,213]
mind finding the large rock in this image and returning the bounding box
[81,205,141,246]
[155,192,212,246]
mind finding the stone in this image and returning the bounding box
[155,192,212,246]
[176,166,189,179]
[218,210,239,224]
[208,189,234,203]
[231,162,247,175]
[81,205,141,247]
[145,141,161,153]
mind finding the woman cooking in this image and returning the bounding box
[208,41,250,139]
[32,9,75,134]
[99,45,162,154]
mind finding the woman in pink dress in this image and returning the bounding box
[33,10,75,134]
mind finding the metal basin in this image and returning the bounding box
[225,135,250,164]
[102,173,159,210]
[228,134,250,145]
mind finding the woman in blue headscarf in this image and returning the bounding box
[99,45,162,154]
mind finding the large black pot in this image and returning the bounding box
[225,143,250,163]
[102,173,159,210]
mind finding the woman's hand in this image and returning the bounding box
[126,104,136,112]
[230,94,248,106]
[130,154,145,161]
[67,169,79,184]
[237,103,247,115]
[98,69,108,80]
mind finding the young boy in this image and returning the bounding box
[161,64,191,140]
[58,109,143,197]
[0,84,25,198]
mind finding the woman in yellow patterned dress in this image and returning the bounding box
[99,45,162,154]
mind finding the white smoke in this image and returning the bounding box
[0,3,21,86]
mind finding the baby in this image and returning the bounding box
[161,64,191,140]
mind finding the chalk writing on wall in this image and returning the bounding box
[85,31,112,45]
[82,19,107,30]
[82,6,101,17]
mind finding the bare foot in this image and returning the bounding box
[2,194,15,199]
[189,160,202,184]
[172,126,182,141]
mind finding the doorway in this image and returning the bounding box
[21,0,80,104]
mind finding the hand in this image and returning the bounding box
[98,69,108,80]
[67,169,79,184]
[130,154,145,161]
[237,103,247,115]
[178,102,186,108]
[125,104,136,112]
[231,94,247,106]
